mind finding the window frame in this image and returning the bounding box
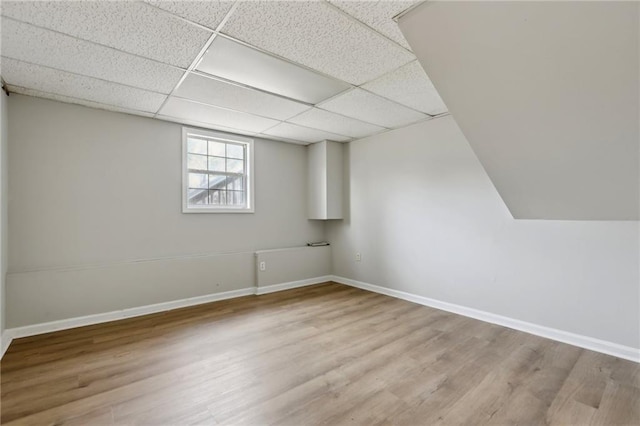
[182,127,255,214]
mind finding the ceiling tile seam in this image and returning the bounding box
[5,84,156,116]
[322,0,415,55]
[352,56,416,89]
[256,133,310,146]
[0,15,190,73]
[313,105,382,128]
[0,56,173,96]
[357,86,437,118]
[345,115,446,144]
[153,1,240,117]
[259,121,289,136]
[214,33,357,92]
[314,87,357,109]
[169,94,294,124]
[137,1,223,33]
[279,121,353,140]
[392,1,427,23]
[189,70,314,108]
[283,105,391,132]
[212,0,240,33]
[156,114,259,137]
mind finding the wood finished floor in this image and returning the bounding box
[1,282,639,426]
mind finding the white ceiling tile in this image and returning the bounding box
[320,88,428,128]
[175,73,311,121]
[263,122,350,144]
[156,114,258,138]
[221,1,415,85]
[197,36,350,104]
[1,1,211,68]
[143,0,235,31]
[328,1,419,49]
[160,97,279,133]
[5,85,156,118]
[362,61,448,115]
[2,58,167,113]
[288,108,386,139]
[1,18,184,94]
[255,133,309,146]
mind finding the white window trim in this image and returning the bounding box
[182,127,255,214]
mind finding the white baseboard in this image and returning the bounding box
[1,331,12,359]
[5,287,256,343]
[0,276,332,359]
[255,275,333,295]
[331,275,640,363]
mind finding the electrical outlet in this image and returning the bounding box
[259,261,266,271]
[355,252,361,262]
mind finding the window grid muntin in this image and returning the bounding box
[186,135,248,208]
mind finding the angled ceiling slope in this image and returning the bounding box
[399,2,639,220]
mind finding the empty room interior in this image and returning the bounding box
[0,0,639,424]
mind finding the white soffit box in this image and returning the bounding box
[174,73,311,121]
[196,36,351,105]
[399,1,640,220]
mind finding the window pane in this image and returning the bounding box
[187,138,207,155]
[208,141,225,157]
[209,174,227,189]
[188,189,209,205]
[187,154,207,171]
[227,158,244,174]
[227,143,244,159]
[209,190,222,205]
[232,191,245,205]
[189,173,208,189]
[227,176,243,191]
[208,156,225,172]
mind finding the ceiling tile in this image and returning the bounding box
[263,122,350,144]
[221,1,415,85]
[156,114,257,138]
[175,73,310,121]
[1,18,183,94]
[143,1,235,31]
[256,133,308,146]
[159,97,280,133]
[6,85,156,118]
[362,61,448,115]
[288,108,386,139]
[196,36,350,104]
[1,1,211,68]
[2,58,167,113]
[320,88,428,128]
[328,1,419,49]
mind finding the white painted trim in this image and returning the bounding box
[256,275,332,295]
[331,276,640,363]
[1,331,12,359]
[5,287,255,342]
[0,276,332,359]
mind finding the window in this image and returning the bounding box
[182,127,254,213]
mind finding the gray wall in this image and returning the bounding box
[0,90,8,337]
[7,95,324,326]
[400,1,639,220]
[327,116,640,348]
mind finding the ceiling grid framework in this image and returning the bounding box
[0,0,449,145]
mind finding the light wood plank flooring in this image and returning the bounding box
[1,282,638,425]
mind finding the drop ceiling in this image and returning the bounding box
[0,0,448,145]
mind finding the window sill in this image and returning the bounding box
[183,206,255,214]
